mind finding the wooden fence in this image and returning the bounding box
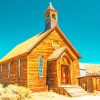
[78,75,100,92]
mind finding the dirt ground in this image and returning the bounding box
[33,92,100,100]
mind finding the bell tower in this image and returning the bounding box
[45,2,58,31]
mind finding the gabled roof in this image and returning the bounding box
[1,26,81,62]
[1,29,52,62]
[54,26,81,58]
[48,47,66,61]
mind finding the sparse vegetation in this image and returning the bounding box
[0,84,33,100]
[0,84,100,100]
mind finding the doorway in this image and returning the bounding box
[61,65,70,84]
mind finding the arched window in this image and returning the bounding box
[8,62,11,79]
[38,56,44,77]
[46,15,50,22]
[0,65,2,79]
[18,59,21,79]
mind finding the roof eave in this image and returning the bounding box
[55,26,81,58]
[48,47,66,61]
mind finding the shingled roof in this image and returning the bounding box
[1,29,51,62]
[48,47,66,61]
[1,26,81,62]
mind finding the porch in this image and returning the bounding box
[52,85,87,97]
[78,75,100,92]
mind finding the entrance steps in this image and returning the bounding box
[58,85,88,97]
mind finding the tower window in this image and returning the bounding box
[8,62,11,79]
[52,14,56,20]
[46,15,50,21]
[18,58,21,79]
[38,56,44,77]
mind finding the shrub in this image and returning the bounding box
[2,82,8,88]
[0,84,33,100]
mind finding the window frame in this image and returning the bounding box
[18,58,21,79]
[38,56,44,77]
[0,65,2,79]
[8,62,11,79]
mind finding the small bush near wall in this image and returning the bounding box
[0,84,33,100]
[2,82,8,88]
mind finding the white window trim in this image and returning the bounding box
[8,62,11,79]
[0,65,2,79]
[38,56,44,77]
[18,59,21,79]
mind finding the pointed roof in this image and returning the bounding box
[47,2,55,10]
[48,47,66,61]
[1,26,81,62]
[0,29,52,62]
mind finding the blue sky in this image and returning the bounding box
[0,0,100,64]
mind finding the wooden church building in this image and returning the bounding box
[0,3,81,91]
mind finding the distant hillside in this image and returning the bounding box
[79,62,100,75]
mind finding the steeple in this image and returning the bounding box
[45,2,58,31]
[47,2,55,10]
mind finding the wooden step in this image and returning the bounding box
[59,85,88,97]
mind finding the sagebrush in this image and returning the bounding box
[0,84,33,100]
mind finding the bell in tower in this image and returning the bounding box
[45,2,58,31]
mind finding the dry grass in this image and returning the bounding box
[0,84,100,100]
[0,84,33,100]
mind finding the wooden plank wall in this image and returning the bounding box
[78,76,100,92]
[70,59,80,85]
[27,30,69,91]
[57,52,71,86]
[27,29,80,91]
[47,61,58,90]
[0,54,27,86]
[0,29,80,92]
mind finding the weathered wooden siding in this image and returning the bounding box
[56,52,79,86]
[57,52,71,86]
[78,75,100,92]
[47,60,58,90]
[0,54,27,86]
[70,59,80,85]
[27,29,79,91]
[0,28,80,92]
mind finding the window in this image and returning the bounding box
[51,40,60,49]
[18,59,21,79]
[46,15,50,22]
[8,62,10,79]
[38,56,44,77]
[0,65,2,79]
[52,14,56,20]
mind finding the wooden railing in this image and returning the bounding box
[78,75,100,92]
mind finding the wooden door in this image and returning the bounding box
[61,65,70,84]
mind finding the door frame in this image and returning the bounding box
[61,64,70,84]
